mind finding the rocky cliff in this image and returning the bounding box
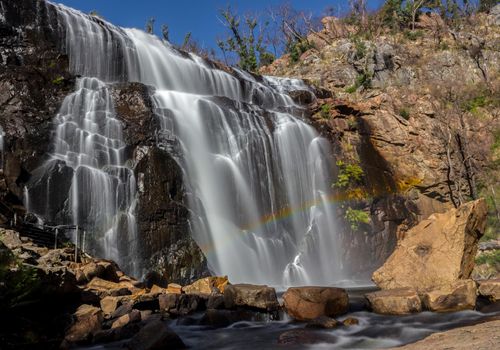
[0,0,208,285]
[262,8,500,276]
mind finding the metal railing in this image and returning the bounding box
[0,201,90,262]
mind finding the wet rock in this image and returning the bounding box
[158,293,203,316]
[93,322,142,344]
[343,317,360,326]
[478,278,500,301]
[207,294,225,309]
[365,288,422,315]
[131,294,160,311]
[277,329,336,345]
[159,293,179,311]
[125,320,185,350]
[283,286,349,320]
[199,309,272,328]
[288,90,315,105]
[74,260,120,284]
[111,309,141,329]
[63,304,103,345]
[100,296,128,316]
[182,276,229,295]
[224,284,280,311]
[111,302,134,319]
[373,199,487,292]
[85,277,132,299]
[421,280,477,312]
[132,146,210,285]
[306,316,341,329]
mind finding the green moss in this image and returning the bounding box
[345,207,371,231]
[52,76,64,85]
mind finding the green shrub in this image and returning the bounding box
[345,207,371,231]
[320,104,331,119]
[462,95,487,112]
[334,160,364,188]
[345,85,357,94]
[399,108,410,120]
[404,30,423,41]
[352,37,368,59]
[288,40,315,63]
[475,250,500,266]
[259,52,275,67]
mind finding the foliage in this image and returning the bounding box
[0,245,41,308]
[479,0,498,12]
[52,76,64,85]
[161,24,169,42]
[217,7,268,72]
[320,104,331,119]
[396,177,422,192]
[404,29,424,41]
[380,0,407,30]
[260,52,275,66]
[345,207,371,230]
[334,160,364,188]
[345,85,358,94]
[145,17,155,34]
[352,37,368,59]
[88,10,102,18]
[475,250,500,266]
[288,40,315,63]
[399,108,410,119]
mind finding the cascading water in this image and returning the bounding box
[26,1,347,286]
[125,29,343,286]
[27,77,139,275]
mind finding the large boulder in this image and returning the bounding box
[125,320,185,350]
[182,276,229,295]
[421,280,477,312]
[63,305,103,345]
[158,293,203,316]
[478,278,500,301]
[283,287,349,321]
[365,288,422,315]
[224,284,280,311]
[373,199,487,292]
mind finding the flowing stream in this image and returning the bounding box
[27,1,346,286]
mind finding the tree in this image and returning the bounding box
[406,0,428,30]
[380,0,405,30]
[479,0,498,12]
[217,7,269,72]
[268,3,319,62]
[161,24,169,42]
[145,17,155,34]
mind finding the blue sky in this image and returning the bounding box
[55,0,384,51]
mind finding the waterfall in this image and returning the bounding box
[27,77,139,275]
[25,1,346,286]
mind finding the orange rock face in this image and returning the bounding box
[283,286,349,321]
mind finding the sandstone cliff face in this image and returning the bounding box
[372,199,487,292]
[262,11,500,275]
[0,0,208,284]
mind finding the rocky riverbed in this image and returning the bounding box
[1,226,499,350]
